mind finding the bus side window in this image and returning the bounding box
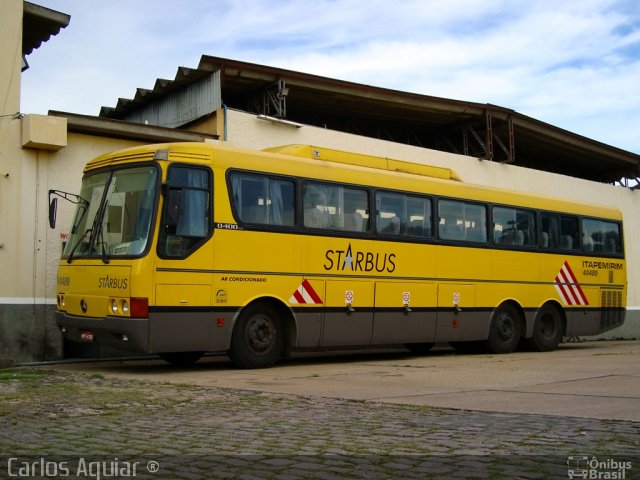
[304,182,369,232]
[583,218,622,254]
[230,172,295,227]
[493,206,536,246]
[439,200,486,243]
[375,191,431,238]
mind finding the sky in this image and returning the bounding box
[21,0,640,154]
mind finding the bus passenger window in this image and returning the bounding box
[438,200,486,242]
[230,173,295,227]
[582,218,622,254]
[376,191,431,238]
[304,182,369,232]
[493,207,536,246]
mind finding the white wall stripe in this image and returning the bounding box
[0,297,57,305]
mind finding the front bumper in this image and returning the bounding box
[55,310,150,353]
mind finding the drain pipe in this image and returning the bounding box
[223,103,228,141]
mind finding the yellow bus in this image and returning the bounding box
[50,142,626,368]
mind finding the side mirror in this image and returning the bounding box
[49,197,58,229]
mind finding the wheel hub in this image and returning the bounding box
[247,316,274,354]
[496,313,514,341]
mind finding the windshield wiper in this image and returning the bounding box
[66,228,91,264]
[65,220,110,264]
[93,220,110,264]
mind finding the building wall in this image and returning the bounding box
[1,0,31,363]
[0,114,55,362]
[0,124,145,362]
[0,0,22,117]
[223,108,640,338]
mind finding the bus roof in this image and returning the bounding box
[263,145,463,182]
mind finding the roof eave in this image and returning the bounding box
[49,111,218,143]
[22,1,70,56]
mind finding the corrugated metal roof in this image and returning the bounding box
[118,71,220,128]
[99,55,640,184]
[100,67,214,120]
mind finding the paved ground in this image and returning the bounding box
[50,339,640,421]
[1,341,639,479]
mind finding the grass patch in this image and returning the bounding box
[0,368,50,382]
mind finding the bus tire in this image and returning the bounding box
[526,303,563,352]
[159,351,203,366]
[229,303,284,369]
[405,342,434,355]
[484,303,522,354]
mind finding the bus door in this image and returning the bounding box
[372,282,437,344]
[152,164,215,352]
[435,283,479,342]
[321,280,374,346]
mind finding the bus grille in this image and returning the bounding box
[601,290,624,330]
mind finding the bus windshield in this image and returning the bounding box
[62,166,158,260]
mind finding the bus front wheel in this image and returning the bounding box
[229,303,285,369]
[484,304,522,354]
[526,303,563,352]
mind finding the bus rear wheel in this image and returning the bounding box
[484,304,522,354]
[526,304,563,352]
[229,303,284,369]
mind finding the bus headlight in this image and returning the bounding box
[110,299,118,314]
[121,300,129,314]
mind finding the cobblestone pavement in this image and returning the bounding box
[1,368,638,479]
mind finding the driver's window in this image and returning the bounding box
[158,166,212,258]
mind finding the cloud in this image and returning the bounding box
[21,0,640,153]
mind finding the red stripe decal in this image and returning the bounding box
[302,279,323,304]
[554,261,589,306]
[293,290,305,304]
